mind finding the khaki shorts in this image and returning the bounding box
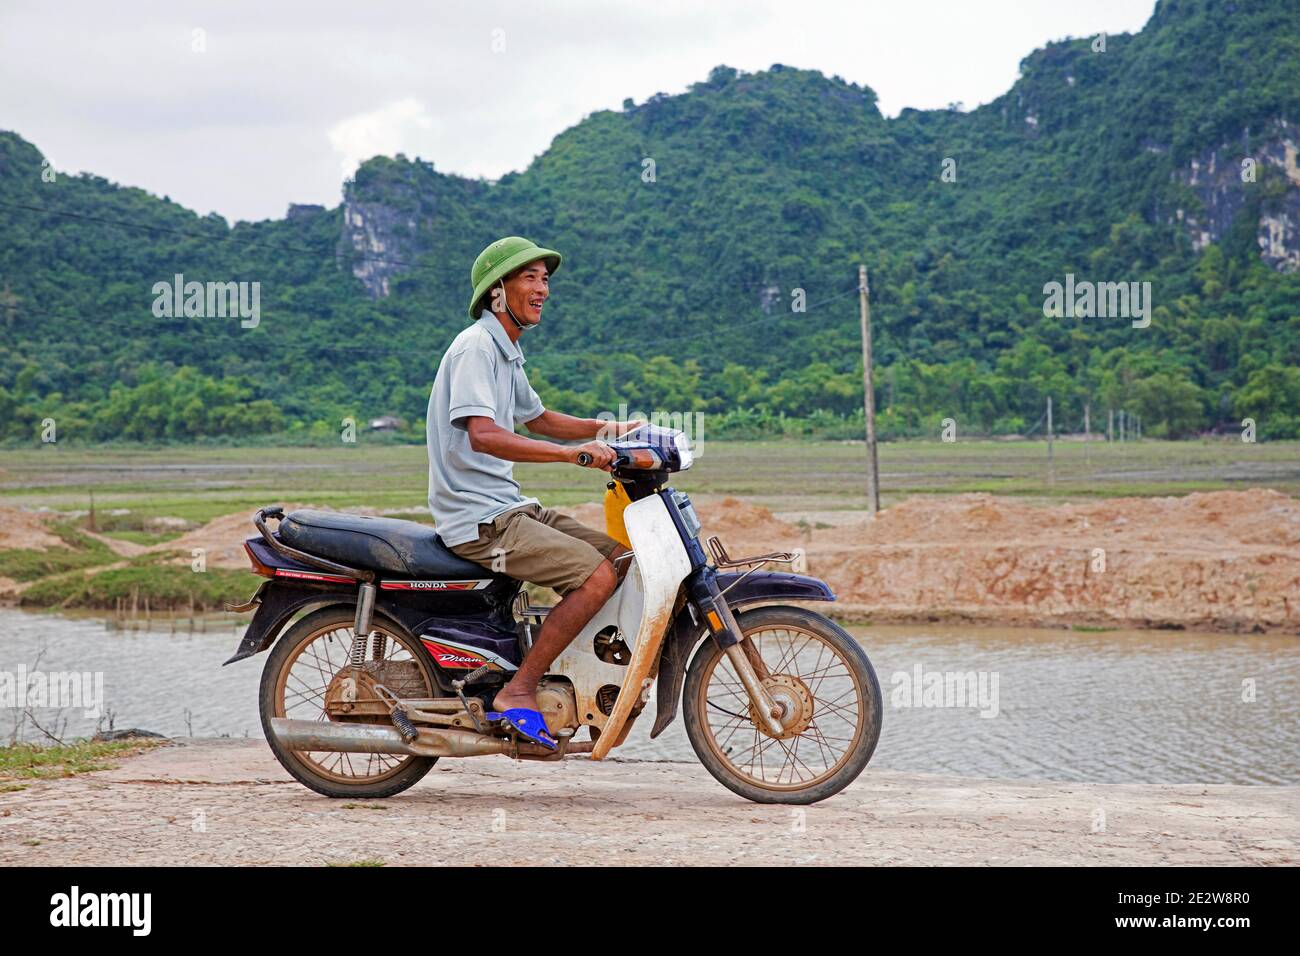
[448,503,623,596]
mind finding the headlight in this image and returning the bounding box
[671,491,702,538]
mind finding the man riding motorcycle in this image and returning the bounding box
[426,236,643,749]
[238,234,880,805]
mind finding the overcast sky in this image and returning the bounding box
[0,0,1156,223]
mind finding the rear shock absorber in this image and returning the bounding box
[350,582,376,665]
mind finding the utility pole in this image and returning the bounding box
[858,264,880,513]
[1108,408,1114,443]
[1046,395,1054,488]
[1084,402,1091,467]
[1119,409,1126,443]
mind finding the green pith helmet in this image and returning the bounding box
[467,236,562,320]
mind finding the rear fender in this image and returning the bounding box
[222,580,360,665]
[223,579,523,686]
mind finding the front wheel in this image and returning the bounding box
[682,605,881,804]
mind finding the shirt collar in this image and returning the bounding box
[475,311,525,364]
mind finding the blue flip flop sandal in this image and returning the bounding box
[487,707,558,751]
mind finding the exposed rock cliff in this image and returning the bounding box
[1173,119,1300,270]
[338,196,425,298]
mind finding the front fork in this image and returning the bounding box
[686,566,785,737]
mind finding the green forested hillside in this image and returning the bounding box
[1,0,1298,444]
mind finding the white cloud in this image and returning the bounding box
[328,97,439,179]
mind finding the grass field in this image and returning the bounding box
[2,438,1297,532]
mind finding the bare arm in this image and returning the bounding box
[464,416,616,469]
[522,409,644,441]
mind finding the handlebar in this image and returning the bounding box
[576,448,657,470]
[576,450,631,468]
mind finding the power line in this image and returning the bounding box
[1022,407,1048,436]
[0,198,427,271]
[1,199,863,298]
[0,199,860,346]
[0,285,862,361]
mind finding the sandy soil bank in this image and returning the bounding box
[586,489,1300,633]
[0,507,64,550]
[0,739,1294,866]
[4,488,1298,631]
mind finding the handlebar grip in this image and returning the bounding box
[577,452,593,466]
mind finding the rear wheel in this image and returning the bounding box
[682,605,881,804]
[259,606,438,798]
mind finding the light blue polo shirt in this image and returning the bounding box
[426,312,546,547]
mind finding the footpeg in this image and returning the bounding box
[372,682,419,742]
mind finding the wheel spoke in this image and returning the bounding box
[707,697,748,717]
[696,620,872,792]
[274,618,434,784]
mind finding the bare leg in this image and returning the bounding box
[493,558,618,713]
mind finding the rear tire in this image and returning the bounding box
[259,606,437,799]
[682,605,881,804]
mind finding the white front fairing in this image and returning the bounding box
[548,493,692,756]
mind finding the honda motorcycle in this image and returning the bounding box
[226,424,881,804]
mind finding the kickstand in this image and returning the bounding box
[452,665,493,734]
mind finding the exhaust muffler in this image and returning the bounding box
[269,717,511,758]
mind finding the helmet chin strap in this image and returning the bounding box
[498,279,535,332]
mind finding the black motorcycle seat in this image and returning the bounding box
[278,509,503,580]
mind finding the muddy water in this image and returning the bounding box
[1,609,1296,785]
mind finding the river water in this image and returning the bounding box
[2,609,1296,785]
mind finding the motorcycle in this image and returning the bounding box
[226,424,881,804]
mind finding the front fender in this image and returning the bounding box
[649,570,834,738]
[715,569,834,608]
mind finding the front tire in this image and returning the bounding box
[682,605,881,804]
[259,606,438,799]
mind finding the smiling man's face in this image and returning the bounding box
[500,260,550,326]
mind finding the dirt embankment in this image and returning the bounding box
[140,503,316,570]
[689,489,1300,633]
[0,508,65,551]
[4,489,1299,631]
[0,739,1294,866]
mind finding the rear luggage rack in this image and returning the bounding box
[254,505,374,584]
